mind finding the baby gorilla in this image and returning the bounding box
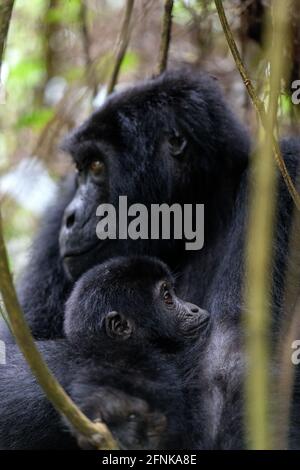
[64,255,211,450]
[0,255,210,449]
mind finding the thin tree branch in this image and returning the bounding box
[80,0,92,70]
[106,0,135,95]
[0,209,118,450]
[156,0,174,75]
[244,0,292,450]
[0,0,14,320]
[79,0,97,97]
[0,0,14,71]
[276,256,300,449]
[214,0,300,210]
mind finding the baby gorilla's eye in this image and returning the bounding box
[161,282,174,306]
[89,160,105,176]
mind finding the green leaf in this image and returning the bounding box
[16,108,54,130]
[46,0,81,24]
[9,59,45,87]
[120,51,139,73]
[280,93,292,115]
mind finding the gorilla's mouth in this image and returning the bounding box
[62,241,105,279]
[62,240,101,260]
[184,312,211,338]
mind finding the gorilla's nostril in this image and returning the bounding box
[190,307,199,313]
[66,212,75,229]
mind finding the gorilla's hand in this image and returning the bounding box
[70,387,167,450]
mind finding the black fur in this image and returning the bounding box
[0,256,211,450]
[64,256,211,450]
[15,69,250,339]
[0,69,299,448]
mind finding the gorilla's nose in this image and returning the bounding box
[186,303,210,325]
[190,304,200,314]
[59,203,80,256]
[186,302,201,314]
[64,208,76,229]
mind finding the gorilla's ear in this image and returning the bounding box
[168,129,187,158]
[105,311,133,340]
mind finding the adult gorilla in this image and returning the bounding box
[17,70,250,338]
[0,69,299,448]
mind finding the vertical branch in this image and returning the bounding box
[156,0,174,75]
[244,0,291,450]
[80,0,92,70]
[106,0,135,95]
[276,212,300,449]
[44,0,60,79]
[276,1,300,440]
[34,0,60,107]
[0,209,118,450]
[214,0,265,115]
[214,0,300,210]
[0,0,15,319]
[0,0,14,71]
[79,0,97,97]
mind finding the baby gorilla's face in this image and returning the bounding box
[64,256,210,350]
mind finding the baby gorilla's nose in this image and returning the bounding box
[186,302,204,315]
[189,304,200,314]
[183,303,211,336]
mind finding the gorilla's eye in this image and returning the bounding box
[89,160,105,176]
[168,131,187,158]
[161,282,174,306]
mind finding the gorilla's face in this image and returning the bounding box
[58,71,248,280]
[59,138,112,280]
[64,256,211,351]
[59,81,194,280]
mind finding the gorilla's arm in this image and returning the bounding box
[17,177,76,340]
[0,340,77,449]
[0,340,168,450]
